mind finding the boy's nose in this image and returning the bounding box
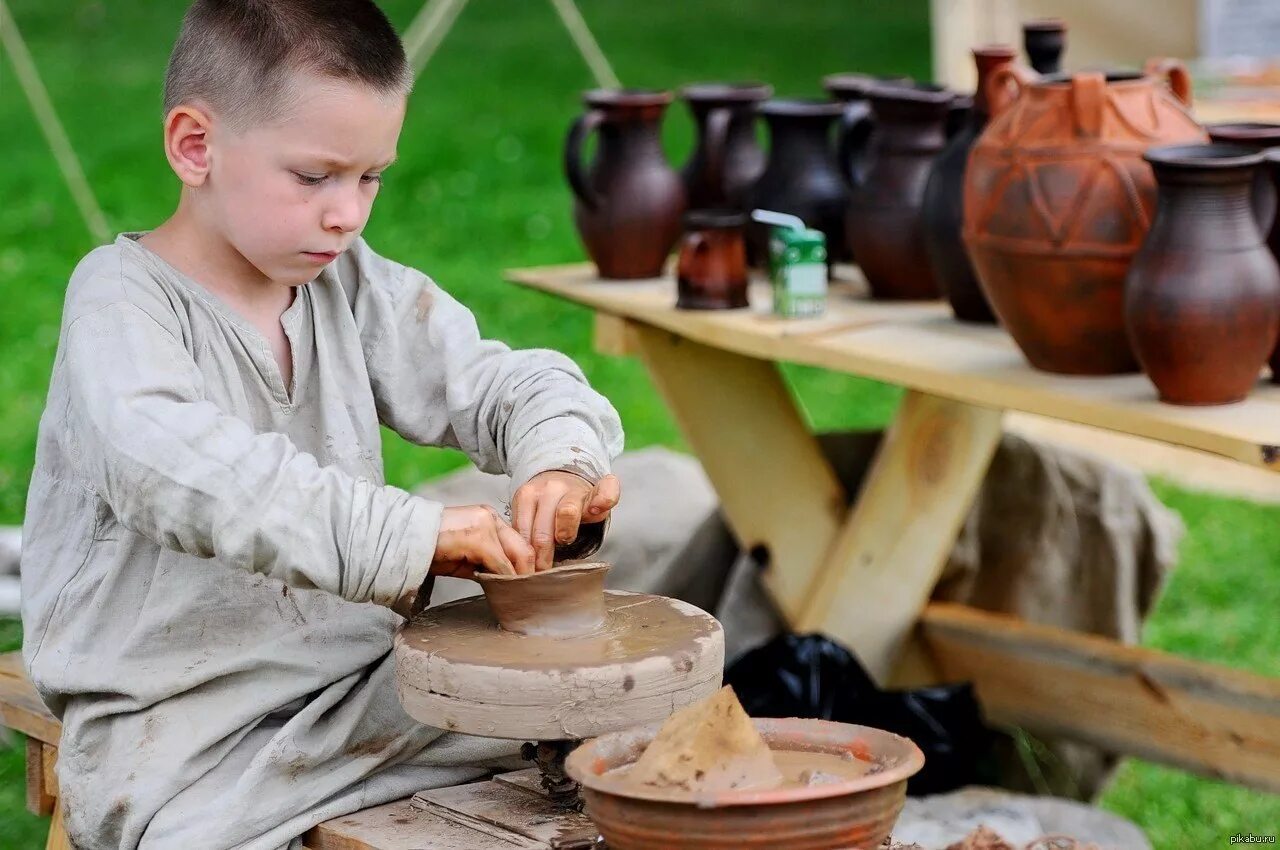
[322,191,366,233]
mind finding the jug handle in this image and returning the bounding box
[703,106,733,201]
[835,101,874,188]
[1071,71,1107,138]
[985,64,1035,120]
[1143,57,1193,105]
[564,109,605,210]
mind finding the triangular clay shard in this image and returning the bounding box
[625,685,783,792]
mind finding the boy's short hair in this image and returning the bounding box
[163,0,412,131]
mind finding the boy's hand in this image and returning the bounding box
[430,505,536,578]
[512,471,621,572]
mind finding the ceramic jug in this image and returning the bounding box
[565,89,686,279]
[680,82,772,211]
[1126,145,1280,405]
[963,60,1207,374]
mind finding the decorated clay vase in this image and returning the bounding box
[680,82,772,211]
[565,90,686,279]
[963,60,1208,374]
[1126,145,1280,405]
[921,45,1019,322]
[846,82,954,300]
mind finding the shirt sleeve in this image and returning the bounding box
[62,300,440,607]
[338,240,625,489]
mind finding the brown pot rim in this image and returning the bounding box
[473,561,608,584]
[680,81,773,103]
[757,97,844,118]
[584,88,673,108]
[683,208,748,229]
[1145,143,1264,170]
[972,44,1019,60]
[1207,121,1280,144]
[822,72,911,99]
[1022,17,1067,33]
[866,80,955,106]
[566,716,925,807]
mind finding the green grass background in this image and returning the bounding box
[0,1,1276,847]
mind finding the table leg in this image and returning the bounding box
[797,390,1003,685]
[46,798,72,850]
[629,323,848,624]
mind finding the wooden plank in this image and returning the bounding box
[304,797,537,850]
[25,737,53,817]
[797,392,1003,684]
[414,779,596,847]
[629,323,848,623]
[507,264,1280,471]
[592,312,638,356]
[45,800,72,850]
[922,602,1280,792]
[0,652,61,743]
[42,743,58,798]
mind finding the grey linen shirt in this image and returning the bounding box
[19,234,623,849]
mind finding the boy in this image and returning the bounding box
[19,1,623,847]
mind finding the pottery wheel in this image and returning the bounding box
[395,590,725,741]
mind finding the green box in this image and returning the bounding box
[767,227,827,318]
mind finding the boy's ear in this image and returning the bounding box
[163,104,214,188]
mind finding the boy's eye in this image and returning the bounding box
[293,172,326,186]
[361,173,383,185]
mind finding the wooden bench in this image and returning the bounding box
[0,651,527,850]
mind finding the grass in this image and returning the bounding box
[0,1,1276,847]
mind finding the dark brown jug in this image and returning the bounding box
[676,209,749,310]
[565,89,686,279]
[824,73,906,190]
[680,83,772,211]
[846,82,954,300]
[1206,122,1280,235]
[1023,18,1066,74]
[747,99,848,268]
[1125,145,1280,405]
[1264,149,1280,383]
[921,46,1018,322]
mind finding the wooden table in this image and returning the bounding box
[507,262,1280,794]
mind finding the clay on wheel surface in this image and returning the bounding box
[476,562,610,637]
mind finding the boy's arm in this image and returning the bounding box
[341,240,624,490]
[63,300,439,606]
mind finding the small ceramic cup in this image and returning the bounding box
[676,209,749,310]
[475,562,610,637]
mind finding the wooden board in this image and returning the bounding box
[0,652,60,744]
[922,602,1280,792]
[414,779,598,848]
[25,738,54,817]
[508,264,1280,472]
[799,392,1003,684]
[304,797,538,850]
[629,323,849,622]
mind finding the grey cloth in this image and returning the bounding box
[19,234,622,850]
[418,434,1182,800]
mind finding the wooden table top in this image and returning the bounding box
[507,262,1280,472]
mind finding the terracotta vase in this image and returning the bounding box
[747,99,848,269]
[676,209,749,310]
[565,90,686,279]
[1125,145,1280,405]
[1023,18,1066,74]
[846,82,954,300]
[963,61,1208,374]
[1264,149,1280,383]
[475,562,610,638]
[921,46,1018,322]
[1206,122,1280,235]
[680,82,772,211]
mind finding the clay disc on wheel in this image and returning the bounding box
[395,591,725,741]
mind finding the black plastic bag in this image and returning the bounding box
[724,633,998,795]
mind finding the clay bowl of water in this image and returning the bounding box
[566,717,924,849]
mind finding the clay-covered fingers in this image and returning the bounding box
[432,504,532,579]
[584,474,621,521]
[496,521,535,576]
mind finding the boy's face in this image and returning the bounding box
[205,72,406,287]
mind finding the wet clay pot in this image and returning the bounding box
[676,209,749,310]
[1206,122,1280,234]
[921,46,1019,322]
[747,99,848,269]
[1126,145,1280,405]
[565,90,686,279]
[846,82,954,300]
[1261,149,1280,383]
[475,562,610,637]
[964,60,1208,374]
[566,717,925,850]
[680,82,773,211]
[1023,18,1066,74]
